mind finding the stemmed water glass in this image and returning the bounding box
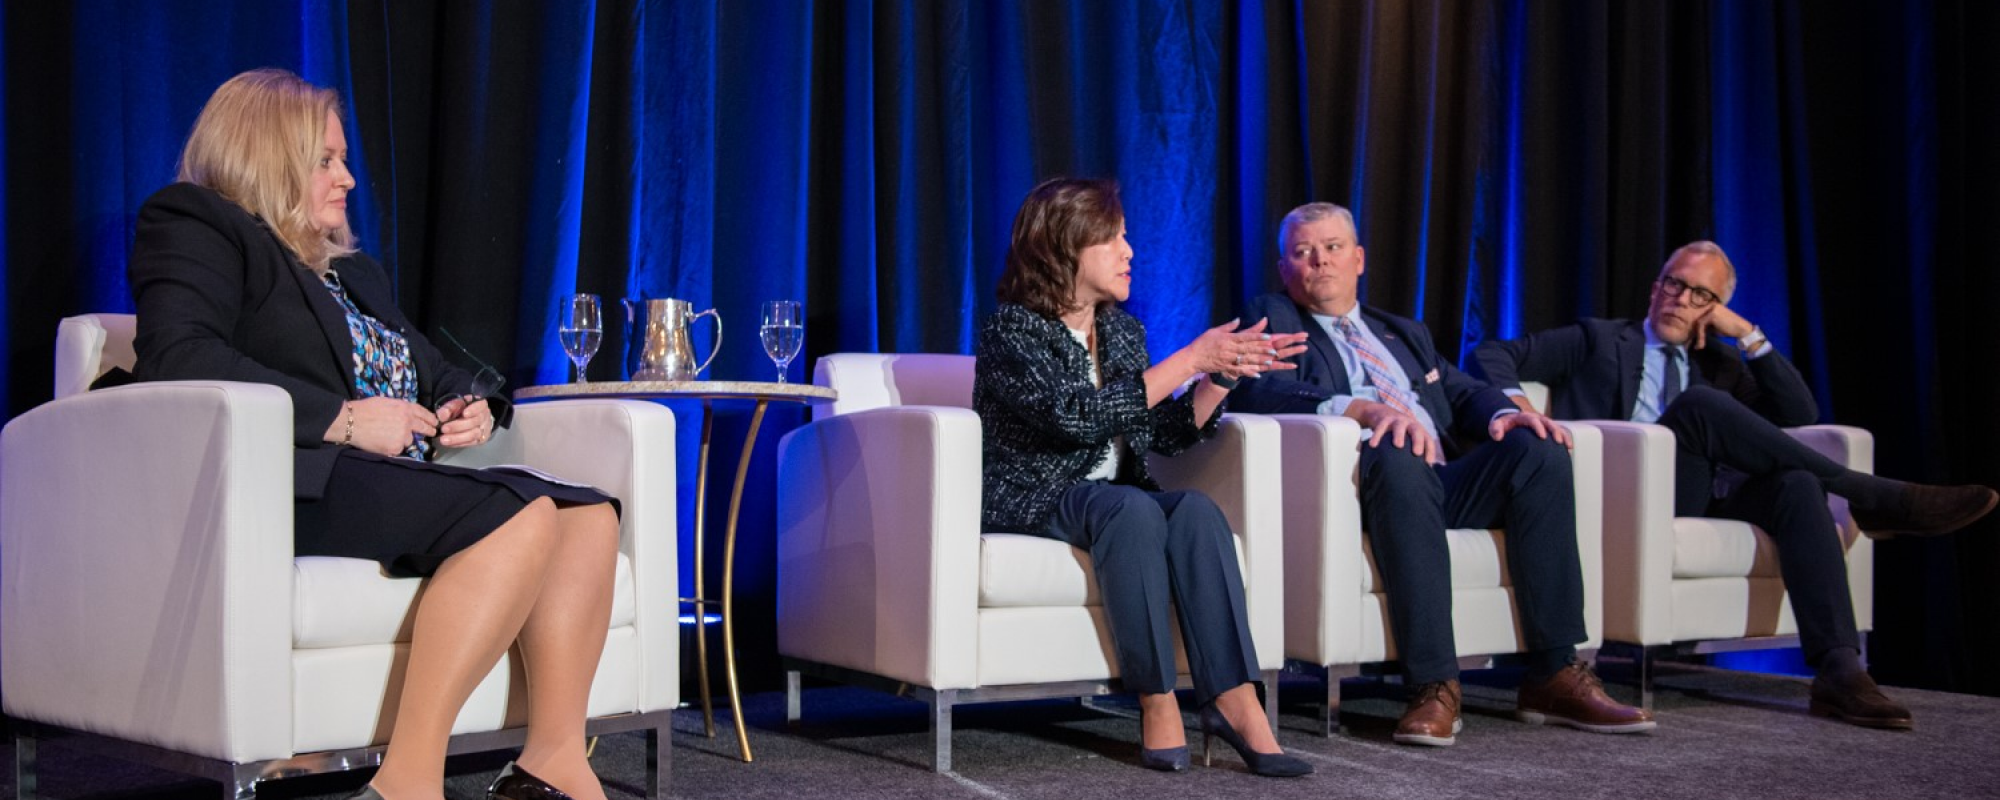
[559,294,602,384]
[760,300,803,383]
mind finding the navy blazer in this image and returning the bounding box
[973,303,1217,531]
[1467,317,1818,427]
[1228,292,1516,458]
[128,182,502,499]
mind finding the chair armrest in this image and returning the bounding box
[1262,414,1366,665]
[448,399,681,712]
[2,381,295,762]
[775,406,982,689]
[1584,420,1679,646]
[1559,422,1605,648]
[1787,425,1873,474]
[1149,414,1285,670]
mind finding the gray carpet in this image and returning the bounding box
[10,662,1999,799]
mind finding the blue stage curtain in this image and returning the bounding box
[4,0,1996,695]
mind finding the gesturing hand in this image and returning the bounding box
[1347,399,1444,466]
[435,396,496,449]
[1489,410,1572,449]
[331,396,440,456]
[1188,318,1310,380]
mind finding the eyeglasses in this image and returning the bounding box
[1655,276,1721,309]
[435,326,508,400]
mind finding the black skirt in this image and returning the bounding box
[294,449,620,578]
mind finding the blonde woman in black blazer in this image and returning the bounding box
[129,69,612,800]
[972,178,1311,777]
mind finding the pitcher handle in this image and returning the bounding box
[692,308,723,378]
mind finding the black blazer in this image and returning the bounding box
[128,182,503,499]
[1467,317,1819,426]
[1228,292,1516,458]
[972,303,1218,531]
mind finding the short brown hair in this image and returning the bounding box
[997,178,1124,319]
[178,68,356,273]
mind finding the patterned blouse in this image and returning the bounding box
[321,269,429,459]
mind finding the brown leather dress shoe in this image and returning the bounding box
[1394,679,1462,746]
[1809,670,1914,730]
[1855,484,1998,539]
[1516,661,1656,734]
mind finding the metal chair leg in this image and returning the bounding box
[1638,646,1657,712]
[15,733,36,800]
[1261,669,1280,732]
[646,724,670,800]
[930,689,956,773]
[786,670,803,726]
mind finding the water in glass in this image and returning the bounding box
[760,300,803,382]
[560,294,602,383]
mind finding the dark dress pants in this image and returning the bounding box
[1040,482,1260,705]
[1358,428,1587,684]
[1658,386,1861,661]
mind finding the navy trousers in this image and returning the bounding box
[1039,483,1260,705]
[1357,428,1587,684]
[1658,385,1860,662]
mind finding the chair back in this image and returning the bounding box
[55,314,138,399]
[811,353,976,419]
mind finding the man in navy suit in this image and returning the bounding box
[1471,241,1997,730]
[1231,202,1653,746]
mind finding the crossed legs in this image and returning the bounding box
[371,499,620,800]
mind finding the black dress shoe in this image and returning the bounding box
[1854,484,1997,539]
[1809,671,1914,730]
[1139,744,1189,772]
[488,762,575,800]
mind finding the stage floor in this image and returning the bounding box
[10,661,1997,799]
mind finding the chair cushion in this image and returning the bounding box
[1672,517,1781,579]
[1360,528,1510,593]
[293,552,637,649]
[977,531,1250,608]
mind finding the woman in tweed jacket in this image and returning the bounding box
[973,178,1311,777]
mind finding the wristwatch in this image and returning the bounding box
[1208,372,1241,390]
[1737,325,1768,353]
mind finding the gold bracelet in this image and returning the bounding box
[340,402,355,447]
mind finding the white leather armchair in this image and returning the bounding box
[1271,402,1606,736]
[2,314,681,798]
[1557,376,1874,708]
[775,353,1286,772]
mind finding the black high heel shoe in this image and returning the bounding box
[1139,744,1190,772]
[488,762,575,800]
[1199,703,1313,777]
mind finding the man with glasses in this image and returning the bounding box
[1471,240,1997,730]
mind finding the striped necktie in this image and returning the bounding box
[1335,316,1423,419]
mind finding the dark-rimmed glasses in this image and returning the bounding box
[1656,276,1721,308]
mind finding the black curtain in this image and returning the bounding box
[5,0,1995,695]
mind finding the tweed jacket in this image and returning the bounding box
[973,303,1219,531]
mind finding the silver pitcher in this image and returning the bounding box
[623,298,722,381]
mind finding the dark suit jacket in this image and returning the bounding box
[1467,317,1818,426]
[128,182,503,499]
[1228,292,1516,458]
[972,303,1218,531]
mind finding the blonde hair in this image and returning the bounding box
[178,68,356,272]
